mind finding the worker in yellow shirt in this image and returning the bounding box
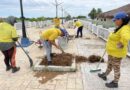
[74,20,83,38]
[40,28,68,65]
[53,18,61,28]
[0,18,20,73]
[98,12,130,88]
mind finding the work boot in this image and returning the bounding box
[98,73,107,81]
[6,66,12,71]
[48,61,52,65]
[12,67,20,73]
[105,81,118,88]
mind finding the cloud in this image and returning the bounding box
[0,0,130,17]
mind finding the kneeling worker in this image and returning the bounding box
[40,28,68,65]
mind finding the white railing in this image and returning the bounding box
[97,27,110,41]
[92,24,98,35]
[14,20,52,30]
[81,20,130,56]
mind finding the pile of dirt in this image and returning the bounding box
[75,56,88,63]
[34,71,66,84]
[88,55,104,63]
[39,53,104,66]
[40,53,73,66]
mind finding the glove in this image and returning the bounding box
[12,37,18,42]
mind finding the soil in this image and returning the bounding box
[88,55,104,63]
[39,53,104,66]
[34,71,66,84]
[40,53,73,66]
[35,54,104,84]
[75,56,88,63]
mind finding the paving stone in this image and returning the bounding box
[0,24,130,90]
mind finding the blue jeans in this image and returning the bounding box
[43,40,52,61]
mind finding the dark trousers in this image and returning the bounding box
[1,46,16,68]
[77,26,83,37]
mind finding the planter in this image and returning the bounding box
[33,58,76,72]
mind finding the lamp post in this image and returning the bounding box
[19,0,32,47]
[55,0,58,18]
[52,0,62,18]
[20,0,27,38]
[61,7,64,24]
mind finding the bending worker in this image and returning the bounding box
[40,28,68,65]
[74,20,83,38]
[0,18,20,73]
[98,12,130,88]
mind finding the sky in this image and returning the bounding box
[0,0,130,18]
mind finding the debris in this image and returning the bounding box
[39,53,104,65]
[88,55,104,63]
[34,71,66,84]
[75,56,88,63]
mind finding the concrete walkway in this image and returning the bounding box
[0,26,130,90]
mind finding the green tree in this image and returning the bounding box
[66,15,71,21]
[97,8,102,15]
[77,15,86,19]
[88,8,103,19]
[37,17,45,21]
[88,8,97,19]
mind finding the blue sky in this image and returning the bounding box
[0,0,130,18]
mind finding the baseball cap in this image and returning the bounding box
[112,11,128,21]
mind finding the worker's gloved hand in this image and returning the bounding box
[117,42,124,49]
[12,37,18,42]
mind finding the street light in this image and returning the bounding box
[20,0,27,38]
[52,0,62,18]
[61,7,64,24]
[19,0,32,47]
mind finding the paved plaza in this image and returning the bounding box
[0,26,130,90]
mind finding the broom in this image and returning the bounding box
[90,49,106,72]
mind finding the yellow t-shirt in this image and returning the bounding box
[40,28,61,41]
[74,21,83,28]
[0,22,18,42]
[106,24,130,58]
